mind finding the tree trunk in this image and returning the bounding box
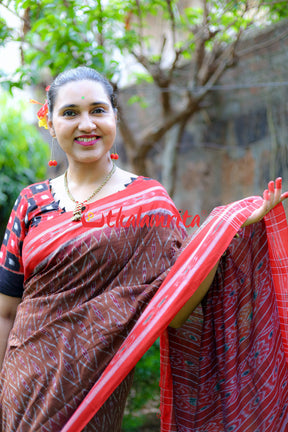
[131,152,149,177]
[161,117,189,197]
[162,124,181,196]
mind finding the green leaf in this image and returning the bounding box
[184,7,203,24]
[0,92,49,241]
[127,95,143,105]
[134,72,154,84]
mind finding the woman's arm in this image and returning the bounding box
[169,178,288,329]
[169,260,219,328]
[242,178,288,227]
[0,293,21,369]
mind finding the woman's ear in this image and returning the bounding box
[47,116,55,137]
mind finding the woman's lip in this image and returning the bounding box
[74,137,100,146]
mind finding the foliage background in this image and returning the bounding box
[1,0,288,197]
[0,92,49,242]
[1,0,288,429]
[122,339,160,431]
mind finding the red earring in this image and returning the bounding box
[48,137,58,167]
[110,153,119,160]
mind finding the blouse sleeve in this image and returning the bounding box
[0,189,29,298]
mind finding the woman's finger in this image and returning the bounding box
[263,188,270,205]
[268,181,275,206]
[268,180,275,192]
[242,179,287,228]
[274,177,282,203]
[275,177,282,189]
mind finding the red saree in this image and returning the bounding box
[0,177,186,431]
[61,198,288,432]
[1,176,288,431]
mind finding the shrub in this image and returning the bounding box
[0,92,49,241]
[122,339,160,431]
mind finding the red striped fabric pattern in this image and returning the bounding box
[61,198,288,432]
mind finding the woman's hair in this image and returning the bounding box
[47,66,117,117]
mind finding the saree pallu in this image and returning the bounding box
[0,177,187,431]
[61,198,288,432]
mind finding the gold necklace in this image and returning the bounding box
[64,163,116,221]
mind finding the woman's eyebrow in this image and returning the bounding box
[59,101,110,110]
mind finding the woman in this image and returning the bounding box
[0,66,287,432]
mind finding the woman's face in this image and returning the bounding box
[48,80,117,165]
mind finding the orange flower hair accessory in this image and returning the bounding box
[29,85,50,129]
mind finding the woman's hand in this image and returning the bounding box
[242,177,288,227]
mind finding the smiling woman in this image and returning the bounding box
[48,80,117,170]
[45,71,129,218]
[1,66,288,432]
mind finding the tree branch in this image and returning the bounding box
[237,27,288,56]
[135,0,144,55]
[261,0,287,4]
[163,116,190,197]
[0,1,29,27]
[194,40,240,100]
[168,35,196,82]
[116,101,138,153]
[159,35,167,65]
[131,51,159,79]
[195,0,251,90]
[165,0,176,47]
[61,0,89,44]
[97,0,105,47]
[136,99,198,160]
[131,50,171,98]
[202,0,208,26]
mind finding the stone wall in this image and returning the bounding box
[116,20,288,223]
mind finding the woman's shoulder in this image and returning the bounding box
[114,167,138,186]
[116,170,175,211]
[17,179,51,200]
[10,180,52,216]
[116,168,166,191]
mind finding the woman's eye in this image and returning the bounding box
[63,110,76,117]
[62,108,106,117]
[92,107,106,114]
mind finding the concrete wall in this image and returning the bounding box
[116,20,288,222]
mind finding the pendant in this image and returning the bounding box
[72,202,84,222]
[72,211,82,221]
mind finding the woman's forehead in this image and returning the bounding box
[55,80,109,105]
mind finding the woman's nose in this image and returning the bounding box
[78,113,96,131]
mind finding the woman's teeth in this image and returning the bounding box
[77,137,98,142]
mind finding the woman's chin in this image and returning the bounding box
[69,153,110,166]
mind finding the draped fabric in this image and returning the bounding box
[0,177,187,431]
[162,217,288,431]
[61,199,288,432]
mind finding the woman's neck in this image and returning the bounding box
[66,157,114,187]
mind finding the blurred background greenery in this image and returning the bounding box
[0,92,49,242]
[1,1,288,429]
[123,339,161,431]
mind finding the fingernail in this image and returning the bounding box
[268,181,274,192]
[276,178,282,188]
[264,189,270,200]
